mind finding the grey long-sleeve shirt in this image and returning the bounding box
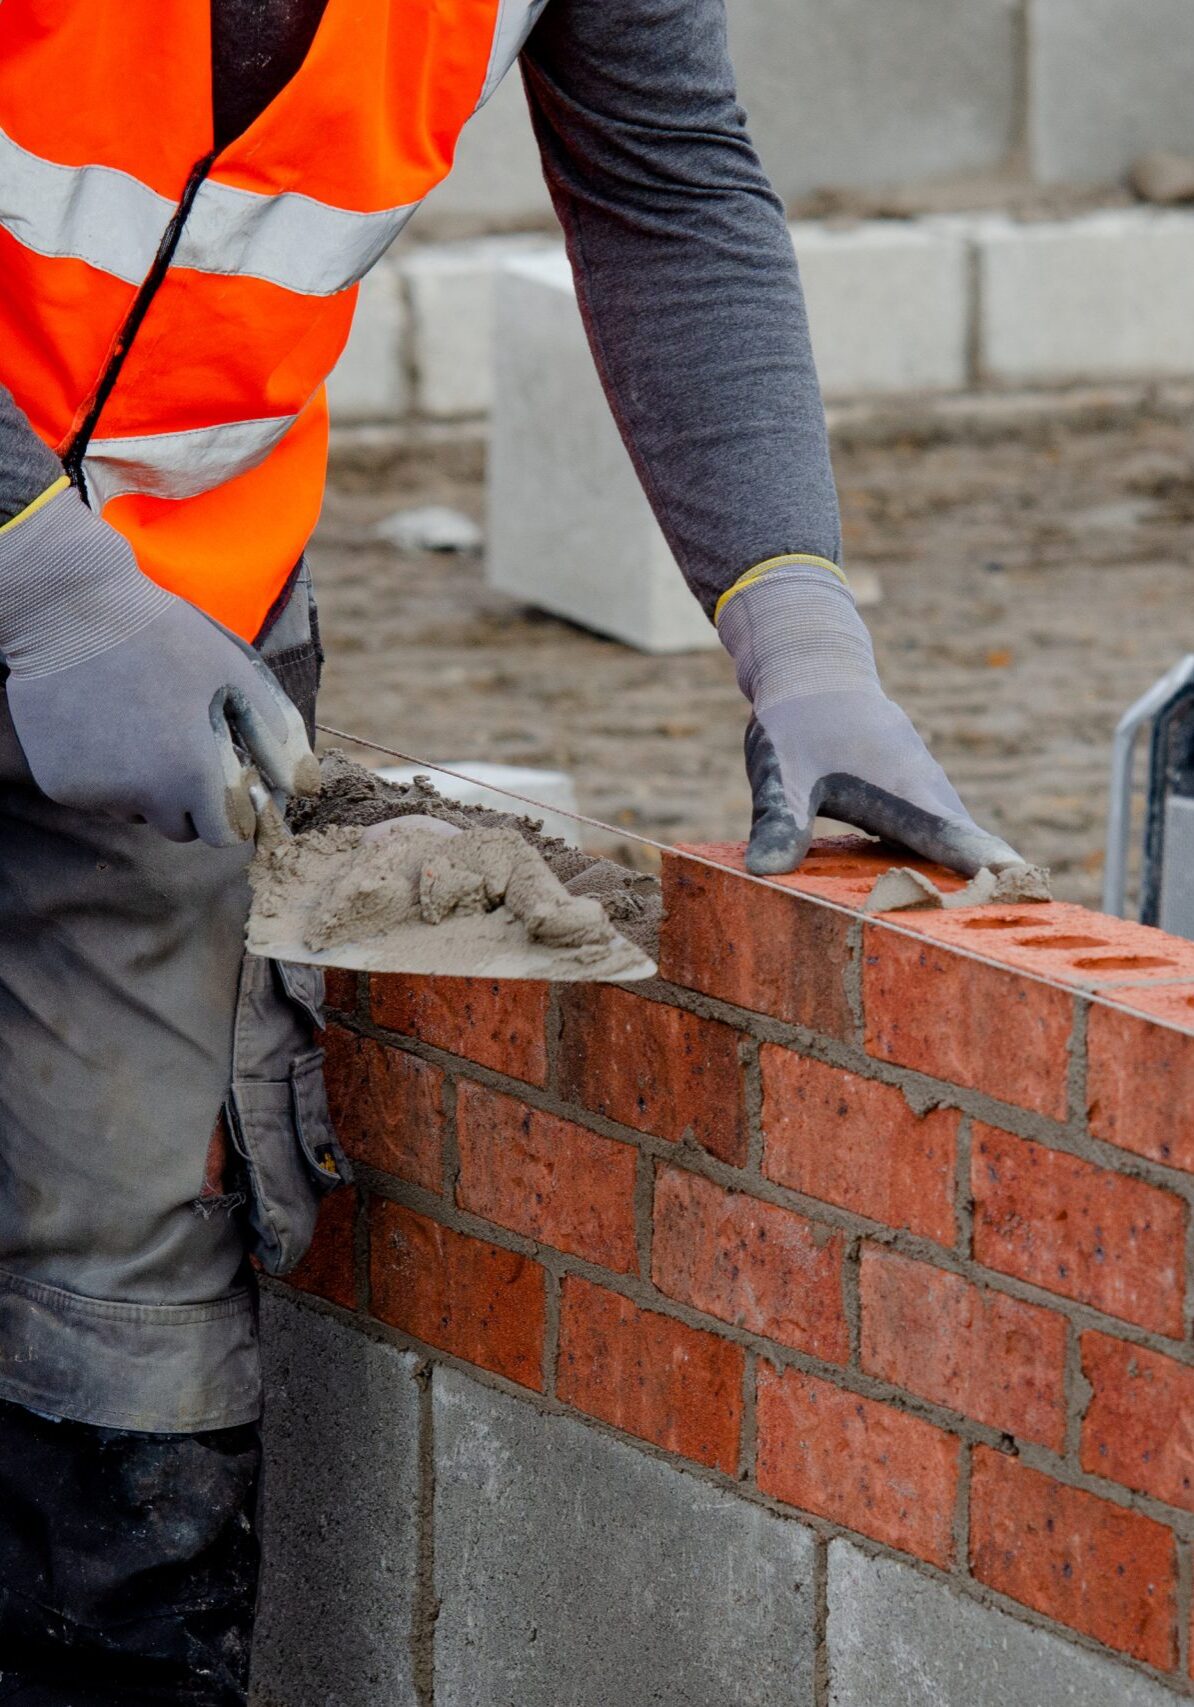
[0,0,842,619]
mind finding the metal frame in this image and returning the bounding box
[1103,655,1194,918]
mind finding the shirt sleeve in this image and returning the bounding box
[0,387,63,525]
[519,0,842,620]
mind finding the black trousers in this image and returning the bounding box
[0,1400,261,1705]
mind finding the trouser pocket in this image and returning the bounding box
[225,957,351,1277]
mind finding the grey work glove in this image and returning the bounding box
[718,564,1023,877]
[0,484,320,846]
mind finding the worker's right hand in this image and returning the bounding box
[0,483,320,846]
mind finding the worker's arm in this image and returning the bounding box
[0,400,318,844]
[0,384,63,524]
[521,0,1022,875]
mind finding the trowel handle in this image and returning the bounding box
[246,771,292,848]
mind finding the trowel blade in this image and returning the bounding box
[246,909,657,982]
[246,811,656,981]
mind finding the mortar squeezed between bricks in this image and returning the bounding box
[246,751,659,980]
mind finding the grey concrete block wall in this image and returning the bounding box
[827,1542,1183,1707]
[250,1302,1185,1707]
[251,1295,423,1707]
[1030,0,1194,184]
[726,0,1021,196]
[433,1367,818,1707]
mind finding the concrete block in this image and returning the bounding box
[793,220,972,394]
[251,1293,421,1707]
[728,0,1020,196]
[978,210,1194,385]
[403,236,556,419]
[828,1540,1177,1706]
[423,0,1021,232]
[433,1367,817,1707]
[487,252,718,653]
[1031,0,1194,185]
[327,257,408,423]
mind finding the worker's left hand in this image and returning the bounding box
[717,564,1024,877]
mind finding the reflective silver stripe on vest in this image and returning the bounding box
[476,0,552,107]
[0,125,172,286]
[81,415,299,511]
[0,124,416,296]
[175,179,418,295]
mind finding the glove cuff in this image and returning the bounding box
[717,562,880,712]
[0,485,172,679]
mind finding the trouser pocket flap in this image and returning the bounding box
[226,1051,350,1277]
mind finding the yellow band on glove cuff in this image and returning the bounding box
[0,474,70,537]
[714,554,849,627]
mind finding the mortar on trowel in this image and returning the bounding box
[244,775,657,983]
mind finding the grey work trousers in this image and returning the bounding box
[0,565,347,1435]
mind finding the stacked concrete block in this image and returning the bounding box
[251,1296,422,1707]
[433,1369,817,1707]
[794,219,972,394]
[1030,0,1194,185]
[486,250,719,653]
[325,256,408,422]
[978,210,1194,384]
[828,1543,1179,1706]
[403,235,557,418]
[728,0,1021,195]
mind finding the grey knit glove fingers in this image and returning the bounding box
[720,565,1023,878]
[0,487,319,846]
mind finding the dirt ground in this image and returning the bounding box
[310,388,1194,909]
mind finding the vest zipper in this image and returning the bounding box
[62,150,218,490]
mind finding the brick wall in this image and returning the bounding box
[276,836,1194,1698]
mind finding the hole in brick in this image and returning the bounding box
[1011,934,1110,951]
[960,914,1038,930]
[1071,954,1177,971]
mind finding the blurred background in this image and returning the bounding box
[310,0,1194,908]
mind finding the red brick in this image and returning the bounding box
[558,984,747,1163]
[322,966,360,1014]
[660,846,855,1039]
[285,1187,357,1311]
[761,1049,957,1244]
[867,902,1194,989]
[970,1446,1177,1668]
[369,1199,545,1389]
[756,1363,959,1565]
[456,1082,638,1272]
[971,1125,1186,1336]
[1088,997,1194,1173]
[859,1246,1067,1447]
[370,974,548,1085]
[863,927,1073,1120]
[652,1166,847,1362]
[1081,1332,1194,1513]
[557,1276,743,1471]
[322,1026,445,1190]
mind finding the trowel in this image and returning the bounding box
[244,782,657,983]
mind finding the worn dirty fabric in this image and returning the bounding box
[0,0,841,612]
[0,566,343,1435]
[0,1400,259,1705]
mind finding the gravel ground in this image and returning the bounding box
[310,388,1194,908]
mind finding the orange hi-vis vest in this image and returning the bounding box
[0,0,546,639]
